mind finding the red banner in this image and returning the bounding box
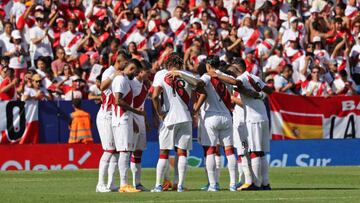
[0,101,39,144]
[0,144,103,171]
[269,93,360,140]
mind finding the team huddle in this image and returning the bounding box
[95,52,273,193]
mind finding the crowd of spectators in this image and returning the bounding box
[0,0,360,101]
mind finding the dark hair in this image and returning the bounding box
[288,9,297,16]
[72,98,82,108]
[205,55,220,69]
[339,69,348,77]
[111,38,120,45]
[197,62,207,76]
[164,53,183,70]
[283,64,293,72]
[232,57,246,72]
[68,18,78,26]
[335,17,343,24]
[337,2,346,10]
[140,60,151,71]
[125,58,142,69]
[96,75,102,81]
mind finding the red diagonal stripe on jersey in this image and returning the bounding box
[133,84,148,108]
[211,78,233,111]
[247,75,262,92]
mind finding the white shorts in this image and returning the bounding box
[159,122,192,150]
[96,110,115,151]
[113,120,135,151]
[199,114,233,147]
[246,121,270,152]
[133,114,147,151]
[233,122,248,155]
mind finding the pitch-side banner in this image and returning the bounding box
[269,93,360,140]
[0,101,39,144]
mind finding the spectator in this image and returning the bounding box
[68,98,93,144]
[88,75,102,104]
[22,74,51,101]
[51,47,67,77]
[274,64,295,94]
[0,67,17,101]
[332,70,358,96]
[303,66,333,97]
[0,21,13,56]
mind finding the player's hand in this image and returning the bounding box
[166,71,180,80]
[137,109,146,117]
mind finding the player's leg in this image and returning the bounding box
[204,146,217,191]
[95,111,112,192]
[219,116,237,191]
[115,122,139,193]
[260,121,271,190]
[107,152,119,191]
[131,119,148,191]
[237,155,244,185]
[175,122,193,192]
[215,145,221,188]
[246,122,264,189]
[172,148,179,190]
[152,124,173,192]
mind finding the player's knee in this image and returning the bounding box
[225,146,235,156]
[177,149,187,157]
[237,155,242,163]
[205,146,216,156]
[159,150,169,159]
[250,151,264,159]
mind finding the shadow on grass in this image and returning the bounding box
[272,187,359,191]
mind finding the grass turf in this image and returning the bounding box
[0,167,359,203]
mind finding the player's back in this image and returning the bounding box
[160,70,194,126]
[200,73,232,117]
[237,71,268,122]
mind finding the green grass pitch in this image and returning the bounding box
[1,167,360,202]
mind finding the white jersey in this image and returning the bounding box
[112,75,133,126]
[237,72,268,122]
[200,73,232,117]
[232,91,245,126]
[130,77,148,110]
[100,66,115,114]
[168,17,187,45]
[60,31,84,56]
[152,69,170,112]
[159,70,194,126]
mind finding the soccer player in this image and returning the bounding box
[228,59,273,190]
[96,51,130,192]
[151,54,205,192]
[196,56,238,191]
[112,58,145,193]
[129,61,151,191]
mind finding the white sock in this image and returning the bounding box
[107,153,118,188]
[206,154,216,187]
[130,158,141,186]
[177,155,187,187]
[226,154,237,187]
[164,160,170,181]
[98,152,111,186]
[215,154,221,184]
[155,158,168,186]
[251,156,261,187]
[241,155,252,185]
[173,153,179,185]
[118,152,130,187]
[238,156,244,184]
[261,156,269,186]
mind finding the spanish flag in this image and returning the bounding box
[281,112,323,139]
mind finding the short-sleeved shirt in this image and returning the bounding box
[237,72,268,122]
[111,75,133,126]
[0,78,15,101]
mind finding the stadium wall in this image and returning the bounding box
[1,140,360,171]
